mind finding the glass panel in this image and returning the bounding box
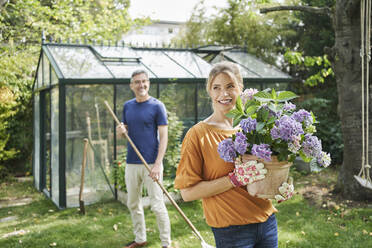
[244,82,262,91]
[159,82,195,134]
[47,45,112,78]
[115,84,134,176]
[262,82,290,92]
[37,60,42,89]
[163,51,212,77]
[43,53,50,87]
[134,50,193,78]
[116,84,135,121]
[223,51,291,78]
[197,82,212,122]
[193,54,213,77]
[211,54,259,78]
[44,91,51,194]
[33,93,41,190]
[65,84,115,208]
[51,68,58,86]
[51,87,59,206]
[106,63,156,78]
[92,46,138,59]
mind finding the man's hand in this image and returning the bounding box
[116,122,127,137]
[275,177,294,203]
[149,162,162,181]
[228,159,267,187]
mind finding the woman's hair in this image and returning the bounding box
[206,61,243,92]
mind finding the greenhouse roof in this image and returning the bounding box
[35,42,291,89]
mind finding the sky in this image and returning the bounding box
[128,0,229,22]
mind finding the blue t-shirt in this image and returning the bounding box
[122,97,168,164]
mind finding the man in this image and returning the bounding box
[116,70,172,248]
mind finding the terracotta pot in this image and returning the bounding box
[244,154,292,199]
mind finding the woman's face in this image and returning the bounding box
[208,72,241,115]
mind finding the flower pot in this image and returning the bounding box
[244,155,292,199]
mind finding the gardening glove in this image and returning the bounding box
[228,159,267,187]
[275,177,294,203]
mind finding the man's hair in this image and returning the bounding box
[131,69,148,82]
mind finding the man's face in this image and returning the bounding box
[130,73,150,98]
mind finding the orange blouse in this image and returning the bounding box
[174,122,277,228]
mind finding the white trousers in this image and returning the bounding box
[125,163,171,247]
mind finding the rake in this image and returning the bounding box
[104,101,215,248]
[79,138,89,215]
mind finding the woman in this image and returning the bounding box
[174,61,278,248]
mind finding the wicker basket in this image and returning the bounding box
[245,155,292,199]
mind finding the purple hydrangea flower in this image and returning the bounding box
[234,132,249,155]
[292,109,313,126]
[240,117,257,133]
[217,138,236,162]
[251,144,272,161]
[302,134,322,158]
[317,151,331,167]
[241,88,258,105]
[283,102,296,112]
[259,104,281,118]
[288,135,301,153]
[270,115,304,142]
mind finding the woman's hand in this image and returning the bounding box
[228,159,267,187]
[275,177,294,203]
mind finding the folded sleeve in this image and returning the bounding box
[174,127,204,189]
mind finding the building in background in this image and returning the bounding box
[122,20,185,46]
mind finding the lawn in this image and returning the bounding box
[0,168,371,248]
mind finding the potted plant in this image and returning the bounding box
[217,88,331,199]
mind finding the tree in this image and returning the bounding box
[261,0,372,201]
[175,0,298,65]
[0,0,147,177]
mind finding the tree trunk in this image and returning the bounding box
[333,0,372,200]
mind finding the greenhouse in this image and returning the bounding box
[32,41,292,209]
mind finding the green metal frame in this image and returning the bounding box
[33,42,294,209]
[59,83,66,208]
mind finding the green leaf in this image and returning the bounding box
[267,116,276,125]
[253,91,273,102]
[258,108,269,122]
[233,114,243,127]
[245,105,258,116]
[244,100,258,112]
[267,103,278,114]
[310,158,324,172]
[225,112,237,119]
[277,91,298,102]
[256,122,265,131]
[271,88,277,100]
[299,150,312,163]
[236,96,243,112]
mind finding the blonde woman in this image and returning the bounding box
[174,61,278,248]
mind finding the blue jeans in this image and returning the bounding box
[211,214,278,248]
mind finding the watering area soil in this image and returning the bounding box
[296,171,371,211]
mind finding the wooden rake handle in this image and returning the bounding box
[79,138,89,202]
[103,101,206,243]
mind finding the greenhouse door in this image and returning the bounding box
[40,90,52,197]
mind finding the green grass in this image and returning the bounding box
[0,169,371,248]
